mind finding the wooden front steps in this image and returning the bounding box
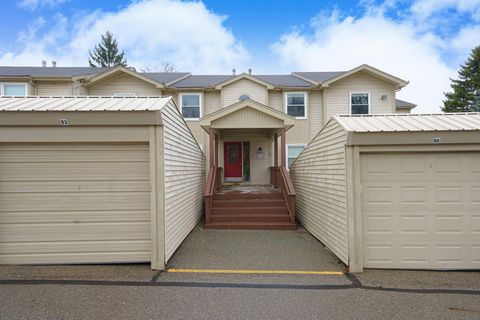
[205,185,296,230]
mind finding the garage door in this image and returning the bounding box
[0,143,151,264]
[361,152,480,269]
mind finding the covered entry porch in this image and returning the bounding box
[199,99,297,229]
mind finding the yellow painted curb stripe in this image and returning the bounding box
[167,268,343,275]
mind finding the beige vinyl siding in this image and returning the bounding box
[35,81,73,96]
[268,91,283,111]
[162,92,178,105]
[395,108,412,114]
[218,130,271,185]
[88,73,162,96]
[290,120,349,263]
[73,81,88,95]
[0,143,151,264]
[212,107,284,129]
[199,91,221,168]
[204,91,221,114]
[222,79,267,107]
[326,71,396,119]
[286,119,309,145]
[28,83,35,95]
[161,100,205,261]
[309,91,323,139]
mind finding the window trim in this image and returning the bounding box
[1,82,28,97]
[286,143,306,169]
[179,92,203,121]
[349,91,370,115]
[284,92,308,119]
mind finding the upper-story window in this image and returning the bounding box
[180,93,202,120]
[350,92,369,114]
[285,92,307,119]
[238,94,250,101]
[1,83,28,96]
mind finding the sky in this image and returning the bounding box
[0,0,480,113]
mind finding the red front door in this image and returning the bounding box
[224,142,242,178]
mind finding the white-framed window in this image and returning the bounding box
[179,92,202,120]
[286,144,306,168]
[350,92,370,115]
[284,92,307,119]
[113,92,136,97]
[1,83,28,96]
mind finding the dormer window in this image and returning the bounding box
[238,94,250,101]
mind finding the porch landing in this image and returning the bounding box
[205,185,296,230]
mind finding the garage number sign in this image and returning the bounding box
[432,137,441,144]
[59,118,69,126]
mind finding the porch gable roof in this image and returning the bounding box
[80,65,165,88]
[199,99,295,132]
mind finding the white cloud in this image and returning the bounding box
[3,0,249,73]
[272,7,478,113]
[17,0,69,10]
[411,0,480,20]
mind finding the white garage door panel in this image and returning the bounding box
[0,143,151,265]
[361,152,480,269]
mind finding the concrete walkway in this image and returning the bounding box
[167,223,346,272]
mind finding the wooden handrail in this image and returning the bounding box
[270,166,296,223]
[205,166,217,197]
[280,167,296,196]
[205,166,222,224]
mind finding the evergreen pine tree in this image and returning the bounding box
[442,45,480,112]
[89,31,127,67]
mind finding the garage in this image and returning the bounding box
[0,96,205,269]
[290,113,480,272]
[0,143,151,264]
[361,152,479,269]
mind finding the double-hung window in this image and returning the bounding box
[1,83,28,96]
[286,144,305,168]
[285,92,307,119]
[180,93,202,120]
[350,92,369,114]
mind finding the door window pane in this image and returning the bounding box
[228,144,240,163]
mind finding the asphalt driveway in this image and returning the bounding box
[0,224,479,319]
[167,224,346,271]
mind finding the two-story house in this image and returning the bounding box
[0,63,415,229]
[0,63,415,183]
